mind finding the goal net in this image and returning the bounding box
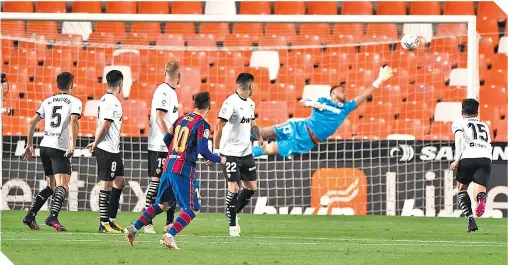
[2,13,490,217]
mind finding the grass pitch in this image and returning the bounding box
[1,211,507,265]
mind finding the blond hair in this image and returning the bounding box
[165,61,180,78]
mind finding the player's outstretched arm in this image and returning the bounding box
[23,113,42,160]
[199,123,226,165]
[354,66,394,107]
[86,120,112,153]
[65,114,80,157]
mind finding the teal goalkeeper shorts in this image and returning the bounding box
[273,120,316,157]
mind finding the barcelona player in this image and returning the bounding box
[252,66,394,158]
[124,92,226,249]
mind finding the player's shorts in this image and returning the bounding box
[95,148,125,181]
[456,158,491,186]
[148,150,167,178]
[221,154,257,182]
[157,172,201,211]
[40,146,71,176]
[273,120,316,157]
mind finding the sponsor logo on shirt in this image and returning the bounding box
[240,117,251,123]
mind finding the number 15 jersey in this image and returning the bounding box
[37,94,82,151]
[451,118,492,160]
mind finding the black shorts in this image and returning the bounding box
[148,150,167,178]
[40,146,71,176]
[95,148,125,181]
[456,158,491,186]
[222,154,257,182]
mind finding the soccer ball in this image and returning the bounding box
[400,34,420,50]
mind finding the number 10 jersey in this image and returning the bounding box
[451,117,492,160]
[36,94,83,151]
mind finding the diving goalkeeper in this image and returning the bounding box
[252,66,394,158]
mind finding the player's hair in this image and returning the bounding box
[56,72,74,91]
[194,91,211,110]
[165,61,180,78]
[330,85,345,95]
[236,73,254,89]
[106,70,123,88]
[462,98,479,116]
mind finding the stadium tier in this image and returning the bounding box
[1,1,506,141]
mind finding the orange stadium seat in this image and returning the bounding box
[122,32,152,45]
[106,1,136,14]
[131,22,161,37]
[300,23,331,38]
[171,1,203,14]
[72,1,102,13]
[307,1,337,15]
[27,21,58,40]
[138,1,170,14]
[361,102,399,121]
[399,101,433,121]
[392,119,430,136]
[277,67,306,88]
[330,119,354,139]
[492,54,508,71]
[18,100,42,117]
[443,1,475,15]
[377,1,407,15]
[495,120,508,141]
[258,101,288,124]
[239,1,271,14]
[430,121,452,135]
[479,36,497,59]
[365,23,398,43]
[199,23,230,41]
[410,1,441,15]
[232,23,263,38]
[1,20,25,37]
[35,1,66,13]
[3,1,33,12]
[477,17,500,36]
[480,104,501,123]
[164,22,196,36]
[293,105,311,118]
[341,1,373,15]
[478,1,507,22]
[274,1,306,15]
[88,32,117,45]
[2,116,27,136]
[333,23,364,39]
[95,22,126,41]
[266,23,297,40]
[354,118,392,140]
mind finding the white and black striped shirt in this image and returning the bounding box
[96,93,122,153]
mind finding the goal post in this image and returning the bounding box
[4,12,499,218]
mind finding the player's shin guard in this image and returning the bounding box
[134,204,163,230]
[252,146,267,158]
[457,191,474,219]
[166,201,177,225]
[28,186,53,216]
[49,186,67,218]
[226,191,239,226]
[236,189,256,213]
[168,209,196,237]
[145,180,159,208]
[109,187,123,221]
[99,190,111,224]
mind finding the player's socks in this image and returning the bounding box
[99,190,111,225]
[236,189,256,213]
[49,186,67,218]
[457,191,473,219]
[109,187,123,220]
[226,191,239,226]
[133,203,163,230]
[28,186,53,216]
[145,180,159,208]
[166,201,176,225]
[168,209,196,237]
[252,146,266,158]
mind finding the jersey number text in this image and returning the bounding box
[172,125,190,153]
[50,106,63,128]
[467,123,489,142]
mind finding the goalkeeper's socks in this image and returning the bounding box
[145,180,159,208]
[226,191,238,226]
[236,189,256,213]
[108,187,123,220]
[168,209,196,237]
[252,146,266,158]
[28,186,53,215]
[166,201,177,225]
[457,191,473,219]
[49,186,67,218]
[134,203,163,230]
[99,190,111,225]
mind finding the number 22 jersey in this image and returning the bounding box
[451,118,492,160]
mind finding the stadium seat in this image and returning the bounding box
[495,120,508,141]
[430,121,452,135]
[258,101,289,124]
[27,21,59,40]
[398,101,433,121]
[333,24,364,39]
[300,23,331,38]
[232,23,263,38]
[179,67,202,96]
[2,116,27,136]
[403,23,433,42]
[138,1,169,14]
[410,1,441,15]
[171,1,203,14]
[498,37,508,54]
[354,118,392,140]
[199,23,230,41]
[18,100,42,117]
[293,105,312,118]
[361,102,398,121]
[95,22,126,40]
[106,1,136,14]
[480,104,501,124]
[392,119,430,136]
[477,17,499,36]
[443,1,475,15]
[36,1,66,13]
[249,51,280,81]
[102,65,132,99]
[434,102,462,122]
[274,1,305,15]
[62,22,93,41]
[205,1,236,15]
[239,1,271,14]
[448,68,468,86]
[131,22,161,38]
[164,23,196,36]
[84,100,99,117]
[112,49,141,80]
[1,20,26,38]
[311,67,346,85]
[330,119,354,139]
[477,1,508,22]
[72,1,102,13]
[341,1,373,15]
[436,24,467,42]
[88,32,116,45]
[266,23,297,40]
[302,84,331,101]
[377,1,407,15]
[307,1,337,15]
[3,1,33,12]
[277,67,306,89]
[365,24,398,41]
[492,54,508,71]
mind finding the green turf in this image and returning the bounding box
[1,211,507,265]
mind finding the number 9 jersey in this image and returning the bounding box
[37,94,82,151]
[451,117,492,160]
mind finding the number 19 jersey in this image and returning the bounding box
[451,118,492,160]
[36,94,83,151]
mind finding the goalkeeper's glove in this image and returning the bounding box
[372,66,394,88]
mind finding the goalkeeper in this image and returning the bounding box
[252,66,393,158]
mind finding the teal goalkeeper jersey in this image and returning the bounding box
[305,97,356,141]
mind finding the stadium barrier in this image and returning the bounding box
[2,137,506,218]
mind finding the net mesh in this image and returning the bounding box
[1,20,472,215]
